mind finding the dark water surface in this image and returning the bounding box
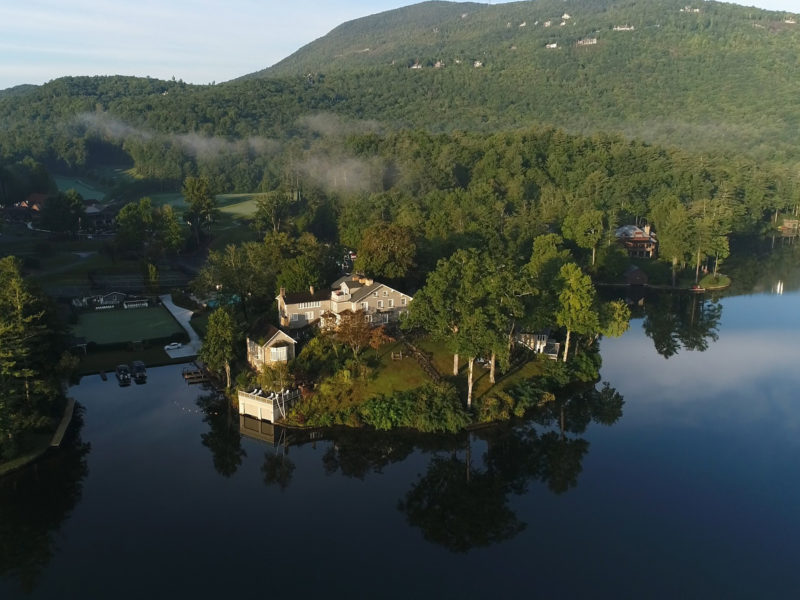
[2,289,800,599]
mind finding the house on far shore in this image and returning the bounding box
[246,322,297,370]
[277,275,412,329]
[615,224,658,258]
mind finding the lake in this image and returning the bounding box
[2,286,800,598]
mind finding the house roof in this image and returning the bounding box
[249,321,296,347]
[615,225,656,241]
[281,289,330,305]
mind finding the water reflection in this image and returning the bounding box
[237,382,624,552]
[0,407,89,594]
[197,392,246,477]
[643,294,721,358]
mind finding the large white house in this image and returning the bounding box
[277,275,413,329]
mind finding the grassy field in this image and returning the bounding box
[53,175,107,201]
[72,306,184,344]
[149,192,259,217]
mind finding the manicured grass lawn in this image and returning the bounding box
[699,273,731,289]
[360,341,429,397]
[218,194,259,217]
[72,306,184,344]
[53,175,108,201]
[406,336,547,399]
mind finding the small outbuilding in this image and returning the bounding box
[246,323,297,370]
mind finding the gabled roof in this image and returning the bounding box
[249,322,297,347]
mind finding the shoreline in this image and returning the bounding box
[0,396,76,478]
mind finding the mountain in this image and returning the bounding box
[249,0,800,165]
[1,0,799,175]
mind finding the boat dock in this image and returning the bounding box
[182,366,210,384]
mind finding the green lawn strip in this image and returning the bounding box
[360,341,430,397]
[72,306,184,344]
[53,175,107,200]
[77,346,190,375]
[217,193,259,216]
[415,338,454,376]
[699,273,731,289]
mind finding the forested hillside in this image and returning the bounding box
[0,0,798,183]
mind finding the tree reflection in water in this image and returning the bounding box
[643,293,721,358]
[197,392,246,478]
[0,406,90,594]
[234,380,623,552]
[303,382,623,552]
[262,451,295,490]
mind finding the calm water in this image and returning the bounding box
[2,288,800,598]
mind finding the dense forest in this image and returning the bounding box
[0,0,799,180]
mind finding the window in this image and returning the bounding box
[383,290,388,296]
[381,313,389,323]
[360,302,368,310]
[378,300,384,308]
[306,311,314,321]
[365,314,372,323]
[373,292,378,297]
[290,313,299,322]
[401,297,407,306]
[389,299,394,308]
[297,301,321,309]
[270,346,287,362]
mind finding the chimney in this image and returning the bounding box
[279,287,286,298]
[309,285,315,295]
[643,224,651,236]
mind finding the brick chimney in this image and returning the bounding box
[309,285,315,295]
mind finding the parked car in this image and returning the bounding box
[132,360,147,384]
[116,364,131,386]
[164,342,182,351]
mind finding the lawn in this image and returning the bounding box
[72,306,185,344]
[358,341,430,397]
[149,192,259,218]
[53,175,107,201]
[218,193,259,217]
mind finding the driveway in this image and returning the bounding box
[160,294,203,358]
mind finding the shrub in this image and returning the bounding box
[359,383,470,433]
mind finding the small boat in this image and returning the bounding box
[116,364,132,386]
[132,360,147,384]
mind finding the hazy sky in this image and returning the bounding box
[0,0,796,90]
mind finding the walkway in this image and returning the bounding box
[51,397,76,447]
[160,294,203,358]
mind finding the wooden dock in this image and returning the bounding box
[182,367,210,384]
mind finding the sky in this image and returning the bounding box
[0,0,797,91]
